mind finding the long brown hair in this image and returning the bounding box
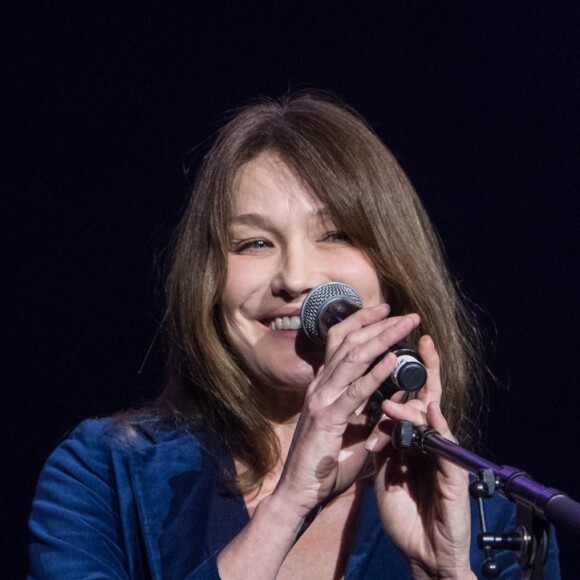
[161,92,482,491]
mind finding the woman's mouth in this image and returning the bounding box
[266,315,302,330]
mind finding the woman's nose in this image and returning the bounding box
[271,244,325,299]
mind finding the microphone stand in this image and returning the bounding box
[392,421,580,579]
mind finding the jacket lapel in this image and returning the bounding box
[126,430,213,579]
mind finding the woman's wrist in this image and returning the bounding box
[257,490,308,541]
[217,491,308,579]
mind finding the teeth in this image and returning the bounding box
[270,316,301,330]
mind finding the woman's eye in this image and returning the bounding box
[322,230,350,243]
[232,239,272,253]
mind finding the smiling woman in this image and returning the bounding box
[221,152,383,401]
[28,93,561,579]
[162,94,479,494]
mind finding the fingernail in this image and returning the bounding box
[371,304,388,312]
[365,434,379,451]
[382,399,393,411]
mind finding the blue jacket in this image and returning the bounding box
[29,418,560,579]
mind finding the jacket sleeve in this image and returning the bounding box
[28,419,223,580]
[28,420,134,578]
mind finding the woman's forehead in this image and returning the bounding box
[230,152,325,216]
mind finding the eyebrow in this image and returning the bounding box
[229,213,271,227]
[230,208,333,227]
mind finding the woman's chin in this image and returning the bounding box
[255,376,311,421]
[247,332,324,388]
[261,365,315,391]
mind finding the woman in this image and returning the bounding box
[29,93,560,578]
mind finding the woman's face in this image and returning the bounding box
[220,152,383,398]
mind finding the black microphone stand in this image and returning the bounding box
[392,421,580,579]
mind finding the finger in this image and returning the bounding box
[323,314,421,392]
[334,352,399,416]
[364,396,430,454]
[325,307,420,359]
[415,335,442,406]
[389,390,406,404]
[380,397,428,427]
[324,304,390,354]
[364,413,395,454]
[425,401,468,482]
[426,400,454,441]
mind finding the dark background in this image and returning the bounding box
[3,2,579,577]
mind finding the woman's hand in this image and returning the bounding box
[273,304,421,522]
[366,336,475,579]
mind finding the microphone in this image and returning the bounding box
[300,282,427,398]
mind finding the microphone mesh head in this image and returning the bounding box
[300,282,362,345]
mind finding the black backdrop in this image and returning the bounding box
[4,2,579,577]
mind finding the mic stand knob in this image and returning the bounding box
[470,469,501,578]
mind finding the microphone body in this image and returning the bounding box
[300,282,427,398]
